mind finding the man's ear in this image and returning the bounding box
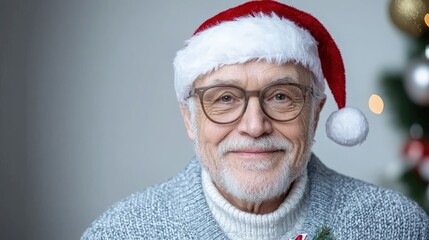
[312,95,326,133]
[180,103,195,141]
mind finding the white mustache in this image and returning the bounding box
[218,135,292,155]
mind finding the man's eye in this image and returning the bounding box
[220,95,233,102]
[275,94,286,101]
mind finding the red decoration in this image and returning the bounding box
[290,233,308,240]
[403,138,429,180]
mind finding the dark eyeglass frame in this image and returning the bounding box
[187,82,314,124]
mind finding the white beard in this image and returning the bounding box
[218,135,294,203]
[189,99,315,203]
[193,127,314,203]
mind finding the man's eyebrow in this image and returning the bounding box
[269,77,299,84]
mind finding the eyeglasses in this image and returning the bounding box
[187,82,313,124]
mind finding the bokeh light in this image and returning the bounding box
[368,94,384,114]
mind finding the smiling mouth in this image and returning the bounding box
[229,149,284,158]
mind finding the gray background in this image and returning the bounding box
[1,0,407,239]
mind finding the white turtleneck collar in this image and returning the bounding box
[201,168,309,240]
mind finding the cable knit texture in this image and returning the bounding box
[81,154,429,239]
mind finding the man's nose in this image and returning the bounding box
[237,97,273,138]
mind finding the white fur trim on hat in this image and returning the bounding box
[173,13,324,102]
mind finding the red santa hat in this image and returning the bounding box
[174,0,369,146]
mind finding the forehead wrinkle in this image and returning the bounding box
[207,79,243,86]
[257,68,299,84]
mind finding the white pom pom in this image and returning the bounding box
[325,107,369,146]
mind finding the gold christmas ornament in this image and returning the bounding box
[425,14,429,27]
[389,0,429,37]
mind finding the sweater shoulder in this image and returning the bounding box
[81,159,202,239]
[308,155,429,239]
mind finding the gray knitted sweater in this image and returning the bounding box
[82,155,429,239]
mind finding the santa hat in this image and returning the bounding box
[173,0,369,146]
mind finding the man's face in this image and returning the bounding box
[181,61,324,203]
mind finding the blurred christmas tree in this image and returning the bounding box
[382,0,429,213]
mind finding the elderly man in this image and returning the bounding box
[82,1,429,239]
